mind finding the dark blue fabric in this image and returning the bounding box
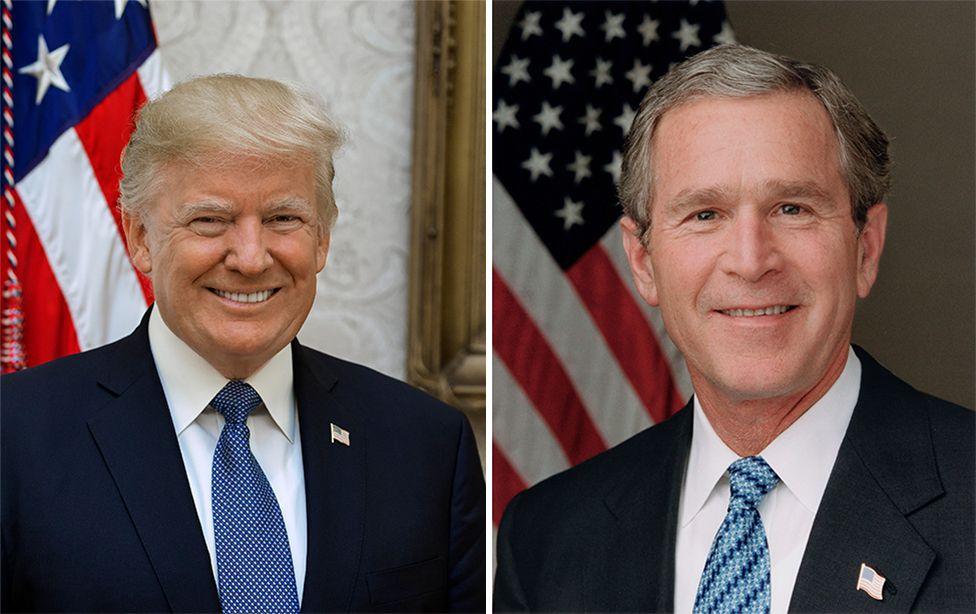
[11,0,156,181]
[1,311,486,612]
[493,346,974,612]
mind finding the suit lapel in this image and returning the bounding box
[789,348,940,612]
[293,343,366,613]
[585,404,692,613]
[87,316,219,612]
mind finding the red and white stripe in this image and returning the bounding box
[6,47,169,366]
[492,176,691,521]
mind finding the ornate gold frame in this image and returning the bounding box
[407,0,486,457]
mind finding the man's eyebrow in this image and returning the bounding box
[665,186,736,215]
[265,196,314,213]
[663,180,834,215]
[760,179,833,203]
[178,200,234,218]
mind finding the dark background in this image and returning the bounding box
[493,1,975,409]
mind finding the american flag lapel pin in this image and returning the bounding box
[856,563,885,601]
[330,423,350,446]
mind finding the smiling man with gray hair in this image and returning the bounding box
[2,74,485,613]
[494,44,973,613]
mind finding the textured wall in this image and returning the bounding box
[151,0,415,379]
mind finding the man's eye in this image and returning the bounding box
[269,215,301,224]
[695,210,717,222]
[191,217,224,225]
[780,203,804,215]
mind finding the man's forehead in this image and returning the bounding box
[653,90,832,141]
[156,158,318,213]
[648,91,844,201]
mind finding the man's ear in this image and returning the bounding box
[856,203,888,298]
[620,216,660,307]
[316,227,331,273]
[122,209,153,276]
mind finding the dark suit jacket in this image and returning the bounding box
[1,314,485,613]
[494,347,974,612]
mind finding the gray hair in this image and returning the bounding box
[620,44,890,235]
[119,74,344,230]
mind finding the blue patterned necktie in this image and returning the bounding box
[210,380,299,614]
[693,456,780,614]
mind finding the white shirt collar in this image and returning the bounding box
[681,347,861,526]
[148,306,297,442]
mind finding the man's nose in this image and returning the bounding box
[225,220,273,275]
[720,212,781,283]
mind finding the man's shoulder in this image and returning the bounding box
[1,337,130,417]
[855,345,973,441]
[293,342,468,433]
[504,407,690,530]
[1,336,142,472]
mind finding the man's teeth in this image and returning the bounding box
[213,289,275,303]
[722,305,791,317]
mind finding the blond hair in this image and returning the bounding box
[120,74,344,229]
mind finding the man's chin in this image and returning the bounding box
[701,362,808,403]
[191,333,287,376]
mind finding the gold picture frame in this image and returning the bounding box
[407,0,486,459]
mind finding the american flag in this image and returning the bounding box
[1,0,168,373]
[856,563,886,601]
[492,1,733,524]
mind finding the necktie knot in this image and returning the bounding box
[210,380,262,424]
[728,456,779,509]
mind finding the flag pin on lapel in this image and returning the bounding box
[330,423,350,446]
[857,563,885,601]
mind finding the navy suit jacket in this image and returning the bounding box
[2,314,485,612]
[494,347,974,612]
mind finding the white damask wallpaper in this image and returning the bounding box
[151,0,415,380]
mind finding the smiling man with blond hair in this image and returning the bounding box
[494,45,973,613]
[2,74,485,613]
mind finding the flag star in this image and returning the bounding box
[614,104,636,135]
[533,101,564,136]
[555,198,585,230]
[18,34,71,105]
[554,8,585,42]
[114,0,147,20]
[522,148,553,181]
[673,19,701,52]
[604,151,623,185]
[601,11,626,42]
[501,56,531,86]
[544,55,575,89]
[714,21,736,45]
[590,58,613,88]
[47,0,57,15]
[493,100,519,132]
[578,104,602,136]
[638,15,660,45]
[625,59,653,93]
[567,151,592,183]
[519,10,543,40]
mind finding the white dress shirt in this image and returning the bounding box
[674,347,861,614]
[148,307,307,604]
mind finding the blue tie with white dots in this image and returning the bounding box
[210,380,299,614]
[693,456,780,614]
